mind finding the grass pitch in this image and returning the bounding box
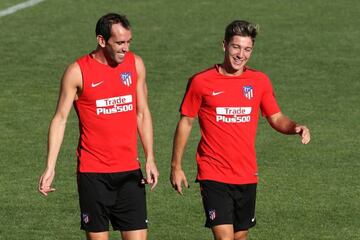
[0,0,359,239]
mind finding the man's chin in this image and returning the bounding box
[230,64,245,72]
[116,57,125,64]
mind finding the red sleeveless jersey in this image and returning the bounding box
[181,65,280,184]
[74,52,140,173]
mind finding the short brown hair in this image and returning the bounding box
[224,20,258,44]
[95,13,131,42]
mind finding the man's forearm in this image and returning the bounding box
[171,118,193,169]
[267,112,298,135]
[46,116,67,169]
[137,109,155,161]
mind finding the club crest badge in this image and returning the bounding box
[82,213,90,224]
[120,72,132,87]
[243,85,254,100]
[209,209,216,221]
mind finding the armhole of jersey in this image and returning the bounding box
[76,59,86,100]
[130,52,138,83]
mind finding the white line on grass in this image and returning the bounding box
[0,0,45,18]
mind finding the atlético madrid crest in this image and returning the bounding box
[82,213,90,224]
[120,72,132,87]
[209,209,216,221]
[243,85,254,100]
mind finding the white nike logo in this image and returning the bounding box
[212,91,224,96]
[251,217,256,222]
[91,81,104,87]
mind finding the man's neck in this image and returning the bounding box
[219,63,244,76]
[91,48,117,67]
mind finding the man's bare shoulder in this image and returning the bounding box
[62,61,82,87]
[133,53,145,67]
[133,53,146,79]
[65,61,81,75]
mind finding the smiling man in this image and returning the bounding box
[38,13,159,240]
[170,20,310,240]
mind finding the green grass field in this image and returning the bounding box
[1,0,359,239]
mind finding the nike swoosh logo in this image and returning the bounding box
[251,217,256,222]
[212,91,224,96]
[91,81,104,87]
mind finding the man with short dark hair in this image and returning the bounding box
[170,20,310,240]
[39,13,159,240]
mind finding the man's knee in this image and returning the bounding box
[212,224,234,240]
[234,230,248,240]
[213,235,233,240]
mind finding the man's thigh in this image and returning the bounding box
[121,229,147,240]
[199,180,234,228]
[232,183,257,232]
[110,170,148,231]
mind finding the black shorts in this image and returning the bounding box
[77,169,147,232]
[199,180,257,232]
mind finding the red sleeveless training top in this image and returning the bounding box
[74,52,140,173]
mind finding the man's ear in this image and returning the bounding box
[97,35,106,48]
[222,40,226,52]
